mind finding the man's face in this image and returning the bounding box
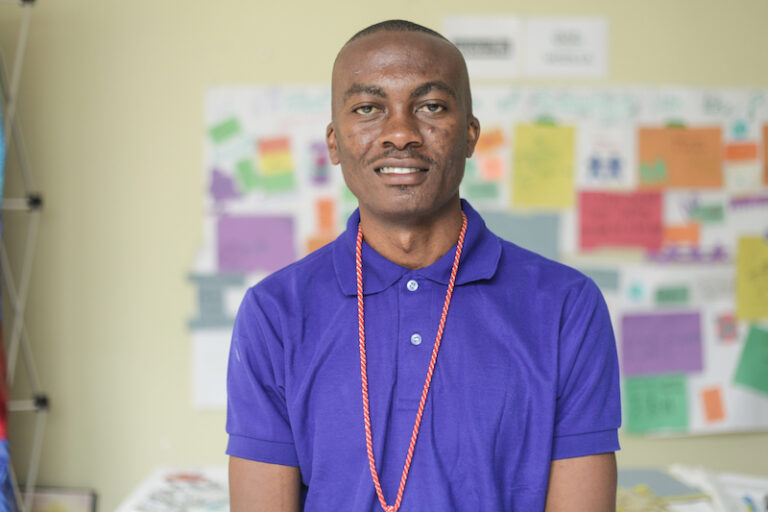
[327,30,480,224]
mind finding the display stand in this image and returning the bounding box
[0,1,48,512]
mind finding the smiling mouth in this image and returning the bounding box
[376,167,428,174]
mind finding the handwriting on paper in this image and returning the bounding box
[621,312,703,376]
[624,375,689,434]
[736,237,768,320]
[579,191,663,250]
[513,124,574,208]
[637,127,722,188]
[217,215,295,273]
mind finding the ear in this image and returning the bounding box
[465,116,480,158]
[326,122,340,165]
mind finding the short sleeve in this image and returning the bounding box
[552,278,621,460]
[226,287,299,466]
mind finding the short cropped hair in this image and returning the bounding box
[346,19,448,45]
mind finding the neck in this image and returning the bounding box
[358,199,464,270]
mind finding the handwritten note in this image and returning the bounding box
[208,117,241,144]
[257,136,295,192]
[512,124,574,208]
[733,326,768,396]
[579,191,663,250]
[217,215,295,273]
[724,142,758,162]
[736,236,768,320]
[638,127,722,188]
[621,312,703,376]
[624,376,689,434]
[663,224,700,246]
[700,387,725,423]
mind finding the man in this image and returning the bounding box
[227,20,621,511]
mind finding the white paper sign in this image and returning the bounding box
[525,18,608,77]
[443,16,522,78]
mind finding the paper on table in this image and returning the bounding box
[624,375,689,434]
[733,325,768,396]
[637,127,722,188]
[579,191,663,250]
[217,215,295,273]
[621,312,703,376]
[736,237,768,320]
[512,124,575,208]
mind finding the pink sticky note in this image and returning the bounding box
[580,191,663,250]
[621,312,703,376]
[217,215,295,273]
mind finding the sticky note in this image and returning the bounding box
[624,375,689,434]
[716,313,738,342]
[464,182,500,200]
[307,234,337,253]
[638,127,723,188]
[663,224,700,246]
[310,141,331,184]
[236,159,260,192]
[655,286,689,305]
[512,124,574,208]
[689,203,724,223]
[724,142,758,162]
[210,169,240,202]
[208,117,241,144]
[700,387,725,422]
[482,210,560,260]
[621,312,703,376]
[258,137,293,177]
[217,215,295,273]
[579,191,663,250]
[733,326,768,396]
[316,198,336,233]
[474,127,505,152]
[736,237,768,320]
[479,156,505,181]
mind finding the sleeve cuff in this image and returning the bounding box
[552,429,620,460]
[226,434,300,467]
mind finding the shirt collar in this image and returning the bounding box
[333,199,502,296]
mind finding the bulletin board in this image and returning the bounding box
[192,86,768,437]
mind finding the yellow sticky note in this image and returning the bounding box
[737,237,768,320]
[512,124,574,208]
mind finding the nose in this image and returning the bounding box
[378,108,423,150]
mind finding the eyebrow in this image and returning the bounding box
[342,81,458,102]
[410,81,457,100]
[343,84,386,101]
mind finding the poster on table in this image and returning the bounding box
[192,86,768,438]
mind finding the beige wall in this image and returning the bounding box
[1,0,767,510]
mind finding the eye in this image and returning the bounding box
[418,103,445,113]
[353,105,380,115]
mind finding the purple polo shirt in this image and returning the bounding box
[227,200,621,511]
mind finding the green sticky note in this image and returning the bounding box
[690,204,724,223]
[236,159,260,191]
[733,326,768,396]
[640,159,668,185]
[624,375,689,434]
[465,182,499,200]
[208,117,241,144]
[655,286,689,305]
[262,172,295,193]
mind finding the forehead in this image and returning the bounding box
[332,31,467,97]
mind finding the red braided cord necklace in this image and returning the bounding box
[355,211,468,512]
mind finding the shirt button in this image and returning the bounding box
[406,279,419,292]
[410,333,422,346]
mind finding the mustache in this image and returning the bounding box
[365,149,436,168]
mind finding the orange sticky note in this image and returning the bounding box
[701,387,725,422]
[663,224,700,246]
[306,235,336,253]
[638,127,723,188]
[479,156,505,181]
[475,127,505,152]
[316,198,336,233]
[724,142,758,162]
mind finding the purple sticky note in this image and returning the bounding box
[217,215,295,273]
[210,169,241,202]
[621,312,703,376]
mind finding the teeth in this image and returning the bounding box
[378,167,424,174]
